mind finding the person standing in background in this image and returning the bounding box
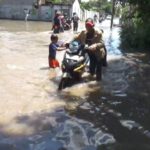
[52,11,61,33]
[73,18,107,81]
[71,12,80,32]
[59,13,64,32]
[94,14,98,24]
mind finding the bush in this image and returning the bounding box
[120,4,150,51]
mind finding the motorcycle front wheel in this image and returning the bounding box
[58,78,68,90]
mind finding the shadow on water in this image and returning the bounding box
[0,19,52,32]
[63,57,150,149]
[0,56,150,150]
[69,91,150,149]
[40,66,50,70]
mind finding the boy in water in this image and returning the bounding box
[48,34,66,68]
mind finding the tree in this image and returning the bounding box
[120,0,150,50]
[81,0,112,14]
[46,0,74,4]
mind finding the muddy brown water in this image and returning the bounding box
[0,19,150,150]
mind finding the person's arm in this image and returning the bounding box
[56,43,66,51]
[88,30,104,51]
[73,31,84,42]
[88,42,104,51]
[56,46,66,51]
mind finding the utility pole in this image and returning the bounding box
[110,0,115,29]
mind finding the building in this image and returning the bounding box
[0,0,72,21]
[0,0,99,21]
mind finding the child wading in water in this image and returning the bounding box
[48,34,66,68]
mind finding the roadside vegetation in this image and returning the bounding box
[80,0,112,16]
[79,0,150,51]
[46,0,74,4]
[120,0,150,51]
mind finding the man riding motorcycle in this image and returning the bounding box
[73,18,107,81]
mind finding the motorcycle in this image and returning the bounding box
[58,41,89,90]
[63,18,72,30]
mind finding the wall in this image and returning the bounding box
[39,6,52,21]
[83,9,99,20]
[0,5,33,20]
[0,0,35,5]
[72,0,99,21]
[72,0,82,19]
[0,0,99,22]
[0,2,71,21]
[52,5,72,19]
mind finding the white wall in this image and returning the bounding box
[72,0,99,21]
[84,10,99,20]
[72,0,82,19]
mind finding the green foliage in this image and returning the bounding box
[46,0,60,3]
[81,0,112,13]
[120,0,150,50]
[102,2,112,14]
[80,2,91,10]
[46,0,74,4]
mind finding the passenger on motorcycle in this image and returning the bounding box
[73,18,107,81]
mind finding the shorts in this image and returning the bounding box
[49,57,60,68]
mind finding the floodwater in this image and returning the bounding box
[0,19,150,150]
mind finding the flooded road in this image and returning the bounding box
[0,19,150,150]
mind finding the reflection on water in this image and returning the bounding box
[0,20,52,32]
[0,19,150,150]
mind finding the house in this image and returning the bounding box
[0,0,96,21]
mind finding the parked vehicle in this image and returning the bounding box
[63,18,72,30]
